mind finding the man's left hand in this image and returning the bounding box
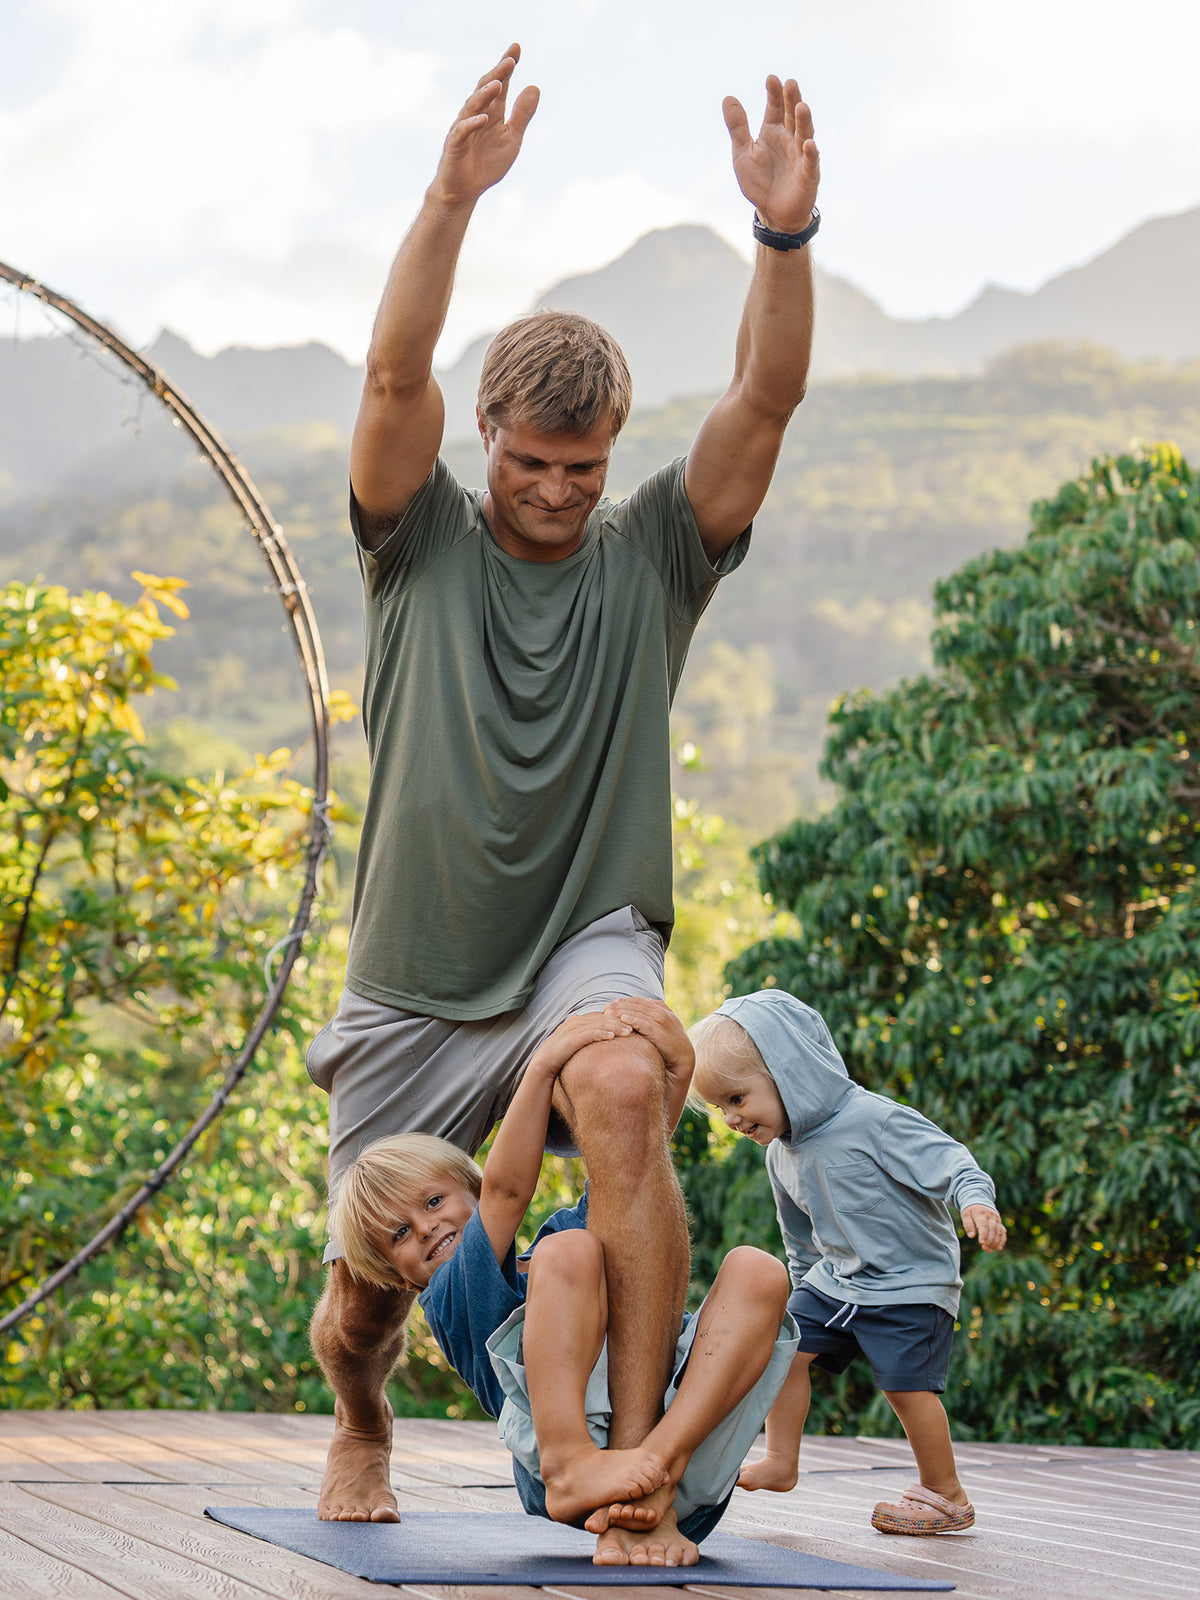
[723,75,820,236]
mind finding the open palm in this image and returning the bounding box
[434,44,540,207]
[724,76,819,236]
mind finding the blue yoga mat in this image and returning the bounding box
[204,1507,954,1589]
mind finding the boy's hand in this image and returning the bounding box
[528,1011,626,1079]
[962,1205,1007,1252]
[602,998,695,1083]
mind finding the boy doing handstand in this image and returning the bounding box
[330,1000,797,1568]
[691,989,1007,1536]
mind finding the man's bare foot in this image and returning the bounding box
[591,1503,699,1567]
[318,1399,400,1522]
[542,1443,667,1527]
[738,1450,799,1492]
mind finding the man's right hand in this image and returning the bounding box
[429,44,540,211]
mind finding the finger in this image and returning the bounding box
[508,83,540,139]
[722,94,753,159]
[476,44,519,91]
[759,73,784,136]
[782,77,800,138]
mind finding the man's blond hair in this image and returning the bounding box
[477,310,632,438]
[328,1133,482,1290]
[690,1012,773,1102]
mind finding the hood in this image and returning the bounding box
[716,989,856,1146]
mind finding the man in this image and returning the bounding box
[308,42,819,1564]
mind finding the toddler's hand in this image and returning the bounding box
[962,1205,1007,1252]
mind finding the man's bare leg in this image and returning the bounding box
[587,1248,789,1564]
[311,1260,412,1521]
[523,1230,667,1525]
[554,1033,689,1452]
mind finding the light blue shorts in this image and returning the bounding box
[486,1298,799,1526]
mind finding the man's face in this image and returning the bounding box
[707,1071,789,1146]
[478,414,614,562]
[380,1179,478,1290]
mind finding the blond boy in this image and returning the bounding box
[331,1002,797,1568]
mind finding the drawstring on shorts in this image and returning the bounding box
[823,1301,859,1330]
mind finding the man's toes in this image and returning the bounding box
[370,1506,401,1523]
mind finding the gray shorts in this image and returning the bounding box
[308,905,665,1260]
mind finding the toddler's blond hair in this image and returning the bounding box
[690,1012,773,1103]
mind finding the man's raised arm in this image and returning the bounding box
[685,76,820,562]
[350,45,539,546]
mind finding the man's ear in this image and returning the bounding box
[476,408,491,450]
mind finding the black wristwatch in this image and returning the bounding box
[752,206,820,251]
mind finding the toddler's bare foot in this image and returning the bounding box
[738,1450,799,1492]
[318,1399,400,1522]
[592,1504,699,1567]
[542,1444,667,1527]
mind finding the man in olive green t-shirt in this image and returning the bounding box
[310,43,820,1566]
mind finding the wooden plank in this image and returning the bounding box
[0,1483,271,1600]
[0,1521,135,1599]
[76,1412,319,1486]
[0,1414,167,1484]
[22,1482,399,1600]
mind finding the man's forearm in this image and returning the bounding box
[732,241,814,420]
[364,191,476,398]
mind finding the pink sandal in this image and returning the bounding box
[871,1483,975,1535]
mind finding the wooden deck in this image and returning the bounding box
[0,1411,1195,1599]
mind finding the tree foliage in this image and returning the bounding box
[722,444,1200,1445]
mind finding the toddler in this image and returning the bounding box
[692,988,1006,1535]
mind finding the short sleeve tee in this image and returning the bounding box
[347,456,749,1019]
[418,1197,589,1419]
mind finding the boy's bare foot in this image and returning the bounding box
[591,1504,700,1567]
[738,1451,799,1492]
[318,1399,400,1521]
[542,1444,667,1527]
[585,1478,675,1535]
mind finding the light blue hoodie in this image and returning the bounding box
[716,990,997,1317]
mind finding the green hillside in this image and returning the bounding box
[2,343,1198,839]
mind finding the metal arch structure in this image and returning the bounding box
[0,259,334,1337]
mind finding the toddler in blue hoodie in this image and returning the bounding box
[691,988,1006,1536]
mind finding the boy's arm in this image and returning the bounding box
[477,1013,623,1262]
[602,997,694,1130]
[961,1204,1007,1252]
[766,1150,821,1286]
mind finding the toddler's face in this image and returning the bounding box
[381,1179,478,1289]
[706,1070,788,1145]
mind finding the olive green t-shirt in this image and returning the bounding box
[346,455,750,1020]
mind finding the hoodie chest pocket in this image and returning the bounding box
[826,1160,886,1215]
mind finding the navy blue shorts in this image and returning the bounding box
[788,1284,955,1393]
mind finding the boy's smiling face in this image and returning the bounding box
[707,1071,789,1146]
[381,1180,478,1289]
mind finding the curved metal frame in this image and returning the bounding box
[0,260,333,1337]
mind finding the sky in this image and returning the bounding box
[1,0,1198,367]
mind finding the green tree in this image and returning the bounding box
[0,575,421,1414]
[722,444,1200,1446]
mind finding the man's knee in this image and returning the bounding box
[557,1033,667,1127]
[312,1260,413,1358]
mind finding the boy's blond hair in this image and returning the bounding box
[329,1133,482,1290]
[477,310,632,438]
[690,1012,773,1101]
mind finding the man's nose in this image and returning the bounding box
[538,470,572,506]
